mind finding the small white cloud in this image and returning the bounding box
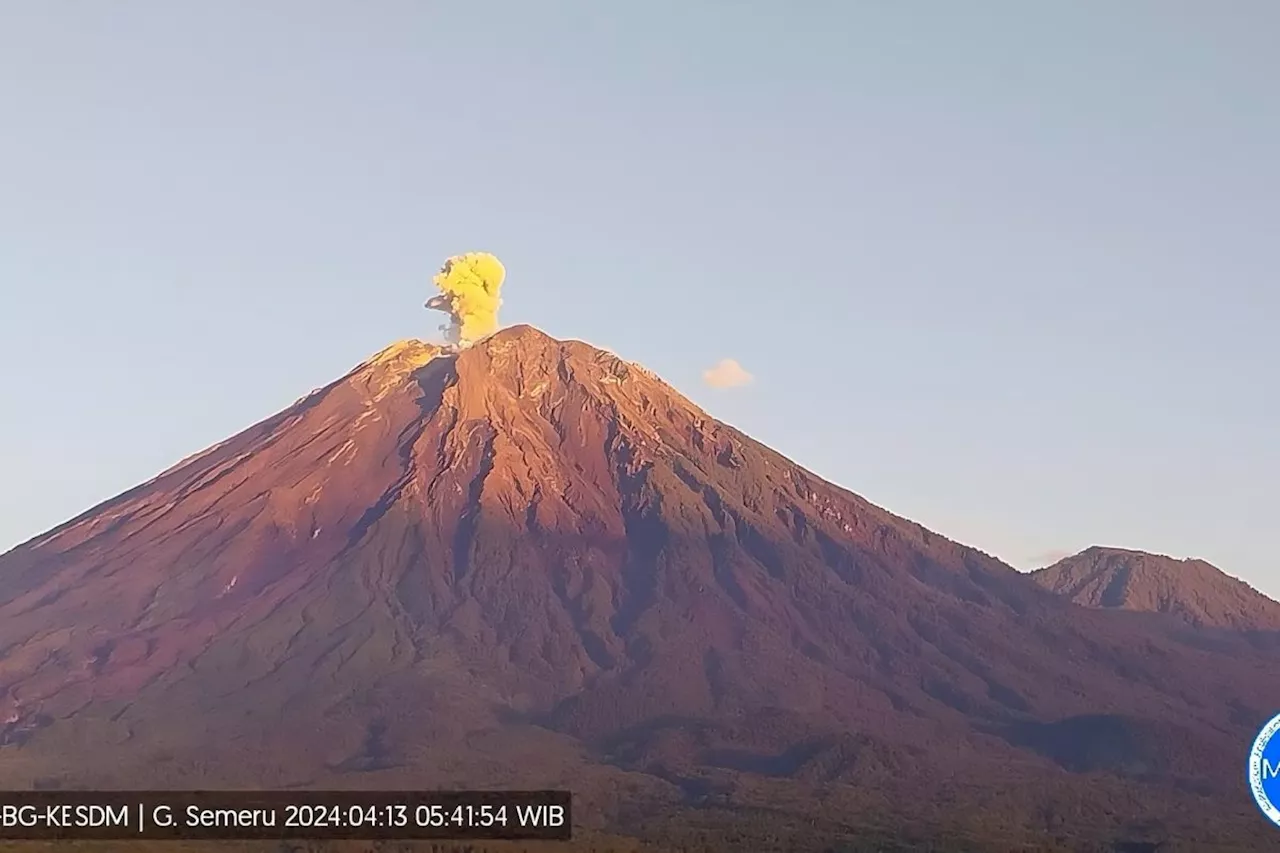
[703,358,754,389]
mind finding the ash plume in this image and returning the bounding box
[425,252,506,347]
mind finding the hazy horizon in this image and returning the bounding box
[2,2,1277,594]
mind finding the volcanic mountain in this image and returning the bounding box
[2,325,1279,850]
[1031,546,1280,631]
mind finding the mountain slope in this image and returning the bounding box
[1031,546,1280,630]
[2,326,1278,848]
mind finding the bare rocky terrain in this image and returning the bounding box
[1,325,1278,851]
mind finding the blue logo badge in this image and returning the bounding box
[1248,712,1280,826]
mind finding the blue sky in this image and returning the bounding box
[2,2,1277,593]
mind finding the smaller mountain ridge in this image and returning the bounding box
[1031,546,1280,630]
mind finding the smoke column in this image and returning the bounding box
[425,253,506,347]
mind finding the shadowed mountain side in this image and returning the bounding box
[2,326,1279,849]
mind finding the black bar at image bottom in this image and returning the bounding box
[0,790,572,840]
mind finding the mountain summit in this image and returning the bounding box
[1031,546,1280,630]
[2,326,1279,848]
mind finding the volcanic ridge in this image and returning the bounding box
[1032,546,1280,631]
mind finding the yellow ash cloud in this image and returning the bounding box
[426,252,506,346]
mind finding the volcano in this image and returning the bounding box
[2,325,1279,850]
